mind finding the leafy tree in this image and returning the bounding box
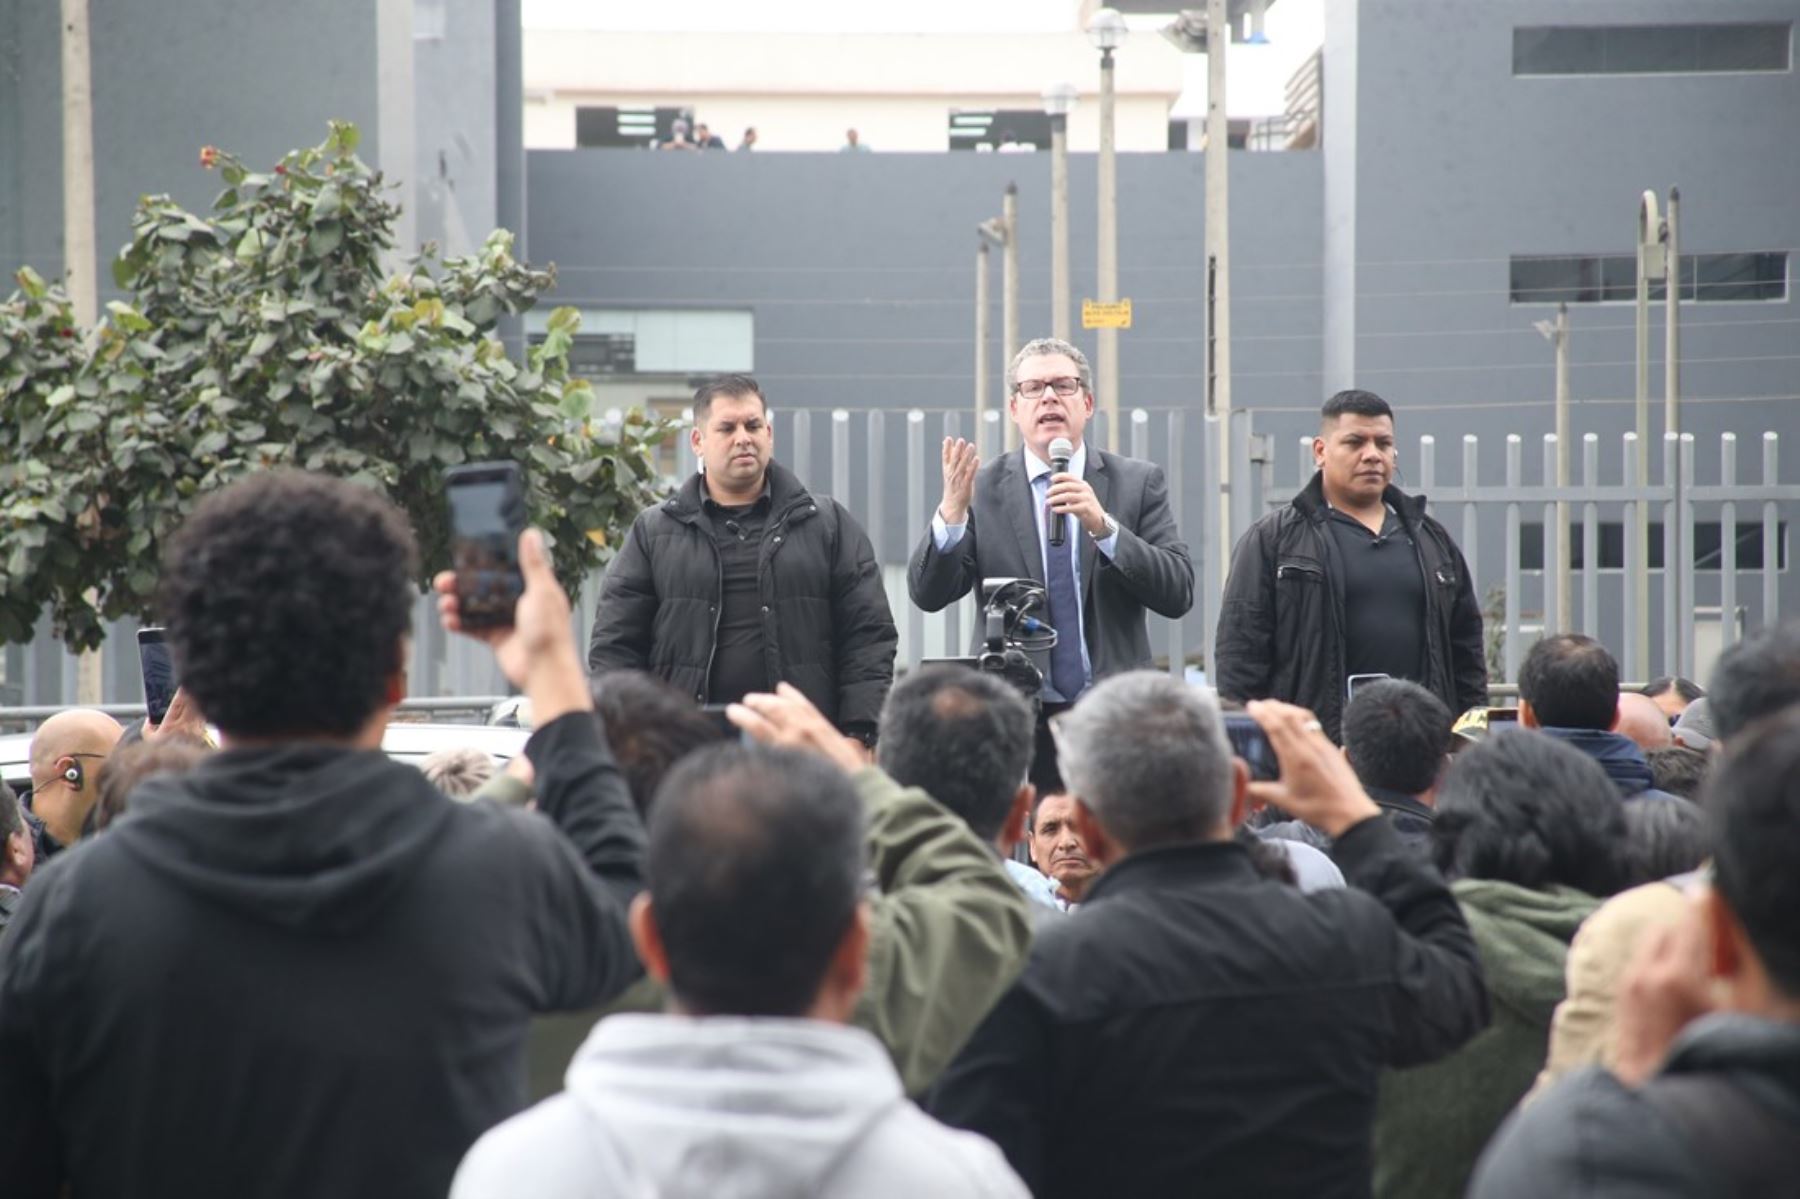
[0,121,671,651]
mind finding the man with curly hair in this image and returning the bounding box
[0,472,648,1199]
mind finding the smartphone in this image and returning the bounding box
[1486,706,1521,725]
[137,627,179,726]
[699,703,738,740]
[1222,712,1279,782]
[445,462,528,630]
[1347,672,1391,702]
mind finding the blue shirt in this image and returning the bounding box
[932,444,1119,691]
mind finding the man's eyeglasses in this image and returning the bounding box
[1015,377,1083,400]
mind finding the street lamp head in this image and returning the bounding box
[1087,7,1127,53]
[1042,81,1078,116]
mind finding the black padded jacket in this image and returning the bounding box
[587,461,898,730]
[1214,472,1487,740]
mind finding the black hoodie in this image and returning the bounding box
[0,710,645,1199]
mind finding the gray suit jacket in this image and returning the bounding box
[907,447,1194,680]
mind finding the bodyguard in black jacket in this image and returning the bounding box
[1215,391,1486,741]
[588,377,897,734]
[0,475,648,1199]
[929,678,1488,1199]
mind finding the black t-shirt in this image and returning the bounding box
[705,492,773,704]
[1328,506,1426,685]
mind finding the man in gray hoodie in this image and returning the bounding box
[452,736,1028,1199]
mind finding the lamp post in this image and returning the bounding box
[1088,6,1126,444]
[1535,304,1572,632]
[1042,82,1077,343]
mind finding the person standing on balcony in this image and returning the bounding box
[589,375,897,744]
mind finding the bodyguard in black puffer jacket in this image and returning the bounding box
[1216,472,1487,742]
[588,378,897,734]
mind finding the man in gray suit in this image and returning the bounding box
[908,338,1193,781]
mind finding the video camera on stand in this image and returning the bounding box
[974,577,1059,704]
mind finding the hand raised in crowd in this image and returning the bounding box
[433,528,591,724]
[1611,894,1718,1087]
[939,437,979,526]
[1244,699,1382,838]
[729,682,871,775]
[1046,473,1108,538]
[144,686,208,744]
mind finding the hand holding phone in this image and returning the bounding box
[433,523,591,728]
[1221,712,1279,783]
[1243,700,1382,839]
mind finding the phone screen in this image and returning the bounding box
[138,628,178,725]
[1222,712,1279,782]
[1486,706,1521,725]
[446,464,527,629]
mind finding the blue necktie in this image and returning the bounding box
[1040,477,1086,702]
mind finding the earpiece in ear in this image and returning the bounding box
[63,762,84,789]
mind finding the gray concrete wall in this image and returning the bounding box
[0,0,383,301]
[1339,0,1800,447]
[528,149,1321,416]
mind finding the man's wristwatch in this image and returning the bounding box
[1089,513,1119,541]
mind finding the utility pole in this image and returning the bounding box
[62,0,102,705]
[1043,84,1076,342]
[495,0,526,360]
[1536,304,1572,630]
[1205,0,1234,580]
[1003,183,1020,384]
[1632,190,1662,677]
[979,214,1014,451]
[975,237,991,458]
[1090,8,1125,443]
[1665,187,1681,440]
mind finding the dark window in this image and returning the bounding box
[1510,252,1787,304]
[948,109,1053,151]
[1521,521,1789,571]
[576,106,691,149]
[1514,23,1791,74]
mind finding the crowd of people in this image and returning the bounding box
[1,347,1797,1197]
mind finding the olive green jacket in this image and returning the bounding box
[524,765,1034,1099]
[1372,879,1602,1199]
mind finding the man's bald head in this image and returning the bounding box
[29,709,126,776]
[28,709,125,848]
[1616,692,1674,753]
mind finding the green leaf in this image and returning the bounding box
[16,265,47,298]
[105,300,152,333]
[235,228,263,262]
[328,121,362,156]
[248,331,279,358]
[45,384,75,408]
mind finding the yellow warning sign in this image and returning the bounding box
[1081,299,1133,329]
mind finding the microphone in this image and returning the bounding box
[1046,436,1074,548]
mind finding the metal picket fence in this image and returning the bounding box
[3,410,1794,710]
